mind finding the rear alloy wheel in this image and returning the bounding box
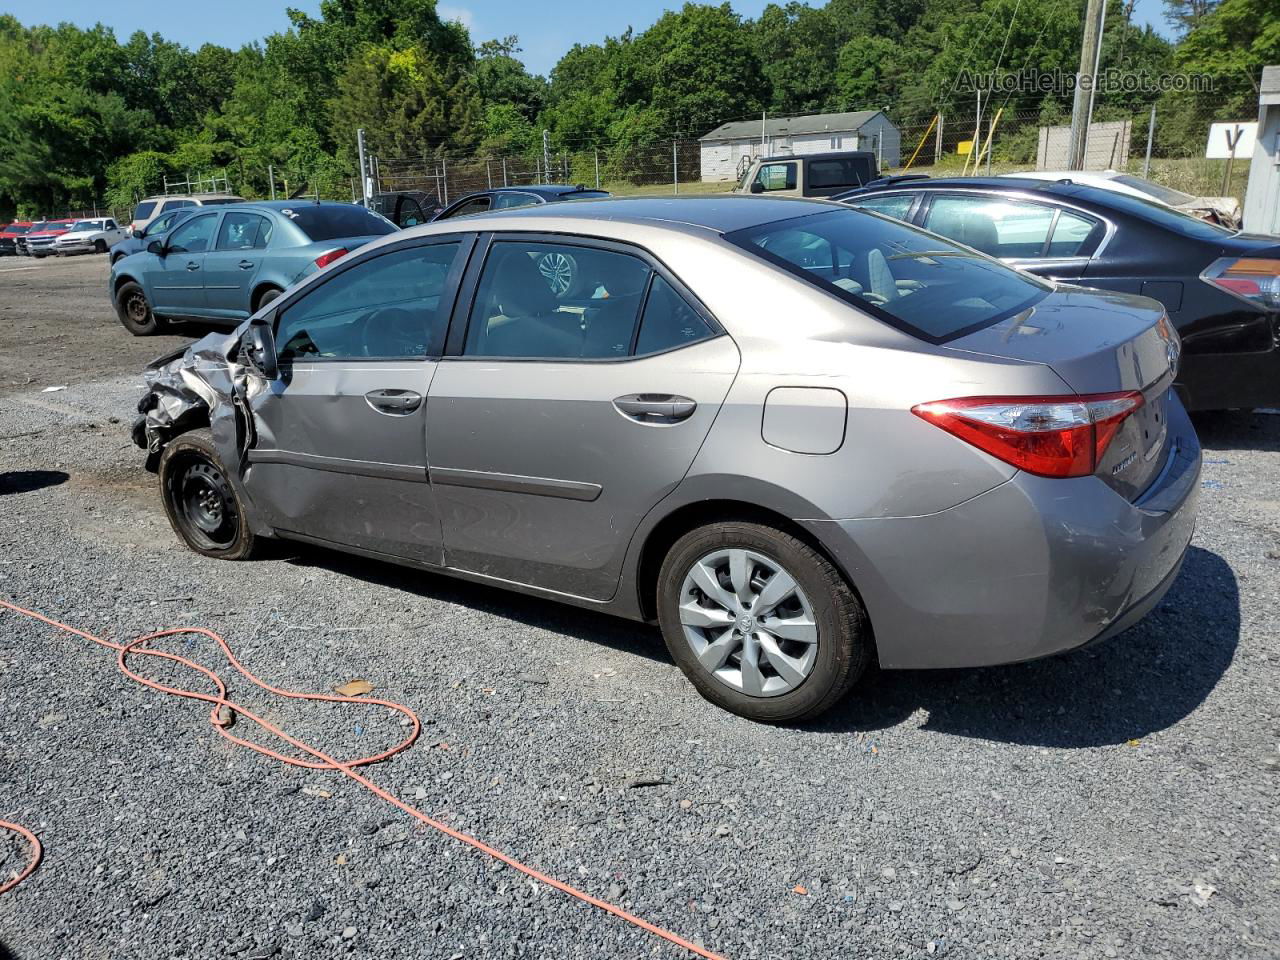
[536,251,578,298]
[115,281,163,336]
[159,429,258,560]
[657,522,870,723]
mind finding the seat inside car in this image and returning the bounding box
[477,248,581,357]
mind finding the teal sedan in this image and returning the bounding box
[108,200,397,336]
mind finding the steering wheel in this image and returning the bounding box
[358,307,426,358]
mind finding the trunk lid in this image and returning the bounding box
[945,285,1178,500]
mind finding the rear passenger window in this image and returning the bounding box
[275,242,462,361]
[464,241,651,359]
[850,193,916,222]
[635,276,714,355]
[217,213,272,251]
[1047,210,1102,257]
[923,195,1056,259]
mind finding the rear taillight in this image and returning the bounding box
[1202,257,1280,310]
[911,392,1145,478]
[314,247,349,269]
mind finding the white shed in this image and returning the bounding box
[698,110,901,182]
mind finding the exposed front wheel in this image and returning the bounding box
[159,429,258,560]
[93,239,107,253]
[657,522,871,723]
[115,281,163,336]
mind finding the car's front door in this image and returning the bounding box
[151,212,219,315]
[425,235,740,601]
[243,236,473,563]
[917,193,1104,281]
[203,211,272,321]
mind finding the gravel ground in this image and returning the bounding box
[1,256,1278,960]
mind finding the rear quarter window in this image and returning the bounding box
[807,158,874,189]
[286,206,397,242]
[728,208,1051,343]
[132,202,156,220]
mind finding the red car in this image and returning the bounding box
[0,221,33,256]
[25,219,75,258]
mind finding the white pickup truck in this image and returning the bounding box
[53,218,126,256]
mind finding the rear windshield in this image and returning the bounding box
[564,190,611,200]
[285,205,397,242]
[1111,175,1193,206]
[132,202,157,220]
[727,208,1051,343]
[1083,187,1234,239]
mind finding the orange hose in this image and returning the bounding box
[0,819,40,896]
[0,598,727,960]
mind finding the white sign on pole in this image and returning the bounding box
[1205,121,1257,159]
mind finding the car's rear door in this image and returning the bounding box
[244,235,474,563]
[424,233,740,601]
[916,192,1105,281]
[203,211,272,321]
[150,212,219,315]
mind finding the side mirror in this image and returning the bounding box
[749,181,765,194]
[244,323,279,380]
[147,239,166,256]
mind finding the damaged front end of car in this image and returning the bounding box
[132,322,275,529]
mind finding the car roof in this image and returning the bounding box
[434,194,841,234]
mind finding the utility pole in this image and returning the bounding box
[356,129,370,205]
[542,130,551,184]
[268,164,276,201]
[1067,0,1107,171]
[1142,104,1156,178]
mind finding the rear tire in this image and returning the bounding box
[253,287,282,312]
[158,429,258,561]
[115,281,163,336]
[656,521,871,723]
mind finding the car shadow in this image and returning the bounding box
[285,543,1238,748]
[812,546,1239,747]
[1192,409,1280,453]
[0,469,69,496]
[281,543,670,665]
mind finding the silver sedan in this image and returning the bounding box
[135,196,1200,722]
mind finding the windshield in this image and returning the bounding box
[5,224,30,235]
[132,202,157,220]
[285,205,397,242]
[48,223,71,232]
[727,208,1051,343]
[1111,175,1194,206]
[72,220,102,231]
[29,222,48,232]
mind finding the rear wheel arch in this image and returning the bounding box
[251,283,283,313]
[635,498,869,627]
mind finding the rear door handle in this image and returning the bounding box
[238,259,255,270]
[365,388,423,416]
[186,261,200,271]
[613,394,697,424]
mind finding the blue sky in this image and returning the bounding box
[2,0,1174,77]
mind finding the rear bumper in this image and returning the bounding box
[804,395,1202,669]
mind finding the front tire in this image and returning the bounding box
[93,239,107,254]
[158,429,258,560]
[657,522,871,723]
[115,281,163,336]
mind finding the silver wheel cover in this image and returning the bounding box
[678,548,819,697]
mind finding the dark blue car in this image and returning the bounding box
[108,201,397,336]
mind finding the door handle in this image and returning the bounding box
[238,259,255,270]
[613,394,697,424]
[185,261,200,271]
[364,388,423,416]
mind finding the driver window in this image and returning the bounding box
[754,162,796,192]
[166,215,217,253]
[442,196,492,219]
[274,242,462,362]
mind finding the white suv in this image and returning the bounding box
[54,218,125,256]
[128,194,244,236]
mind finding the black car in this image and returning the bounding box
[432,184,611,221]
[366,190,442,227]
[109,206,198,264]
[835,177,1280,411]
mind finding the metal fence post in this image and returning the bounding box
[268,164,276,200]
[594,148,600,189]
[1142,104,1156,178]
[356,129,370,204]
[441,157,448,205]
[935,115,943,165]
[502,157,508,187]
[542,130,551,184]
[486,159,492,189]
[672,139,678,195]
